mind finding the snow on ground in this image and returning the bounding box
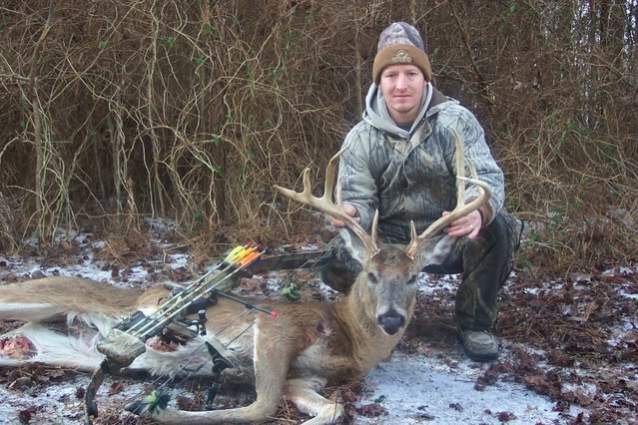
[0,341,579,425]
[356,352,579,425]
[0,374,145,425]
[0,225,631,424]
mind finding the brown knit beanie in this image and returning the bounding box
[372,22,432,83]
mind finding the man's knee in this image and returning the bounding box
[319,236,362,294]
[492,210,523,255]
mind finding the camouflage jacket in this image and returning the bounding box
[337,83,505,243]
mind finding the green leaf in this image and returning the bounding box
[194,211,204,224]
[165,35,175,49]
[203,23,217,35]
[281,283,301,301]
[144,389,171,413]
[211,135,221,145]
[194,55,205,66]
[98,40,108,49]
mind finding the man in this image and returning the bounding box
[322,22,521,362]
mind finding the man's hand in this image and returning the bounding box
[443,209,482,239]
[330,203,360,228]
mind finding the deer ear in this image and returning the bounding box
[339,228,367,265]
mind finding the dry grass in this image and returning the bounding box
[0,0,636,273]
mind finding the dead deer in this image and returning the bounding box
[0,133,490,425]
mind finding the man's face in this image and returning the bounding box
[379,64,427,125]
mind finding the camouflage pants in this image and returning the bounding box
[320,212,522,332]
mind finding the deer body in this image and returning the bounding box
[0,251,416,425]
[0,133,489,424]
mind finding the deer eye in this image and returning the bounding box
[368,272,379,284]
[407,275,417,285]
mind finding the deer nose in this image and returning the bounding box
[377,310,405,335]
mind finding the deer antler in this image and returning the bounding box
[274,150,380,256]
[405,129,492,259]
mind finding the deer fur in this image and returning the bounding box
[0,243,424,425]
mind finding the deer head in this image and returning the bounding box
[274,131,491,337]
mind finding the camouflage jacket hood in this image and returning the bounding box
[338,83,505,243]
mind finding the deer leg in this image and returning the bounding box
[285,377,344,425]
[146,321,293,424]
[0,302,66,322]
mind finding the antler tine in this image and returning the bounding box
[405,130,491,259]
[323,150,340,204]
[371,209,379,244]
[409,221,417,242]
[274,151,379,255]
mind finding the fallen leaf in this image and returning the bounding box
[108,382,125,396]
[448,402,463,412]
[356,403,386,417]
[497,411,517,422]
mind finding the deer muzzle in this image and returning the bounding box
[377,309,405,335]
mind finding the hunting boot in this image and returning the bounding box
[458,329,499,362]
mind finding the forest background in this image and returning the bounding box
[0,0,636,275]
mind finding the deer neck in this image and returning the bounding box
[334,281,403,373]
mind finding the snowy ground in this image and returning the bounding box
[0,350,579,425]
[0,222,635,424]
[357,352,574,425]
[353,273,585,425]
